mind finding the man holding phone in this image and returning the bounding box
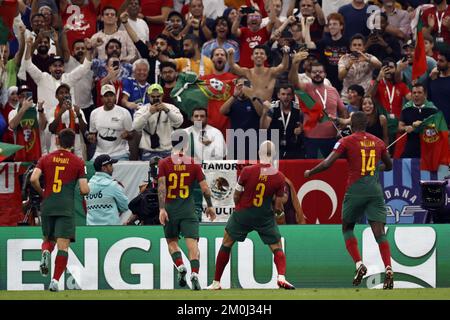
[132,84,183,160]
[8,85,47,161]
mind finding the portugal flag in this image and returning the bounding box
[412,9,427,80]
[294,89,328,132]
[0,0,17,45]
[170,72,232,118]
[419,112,449,171]
[0,142,23,162]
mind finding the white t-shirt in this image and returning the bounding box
[89,105,133,159]
[119,18,149,43]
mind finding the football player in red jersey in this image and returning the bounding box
[208,140,295,290]
[305,112,394,289]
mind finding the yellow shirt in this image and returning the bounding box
[175,56,214,76]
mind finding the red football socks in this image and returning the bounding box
[53,250,68,281]
[273,249,286,276]
[214,245,231,281]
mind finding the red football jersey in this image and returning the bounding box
[238,27,270,68]
[334,132,387,188]
[235,163,285,211]
[36,150,86,200]
[157,155,204,203]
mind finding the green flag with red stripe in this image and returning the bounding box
[294,89,329,132]
[0,142,23,162]
[419,111,449,171]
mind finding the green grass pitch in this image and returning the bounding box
[0,288,449,300]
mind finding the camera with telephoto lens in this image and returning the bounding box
[19,163,43,226]
[420,176,450,223]
[127,157,161,225]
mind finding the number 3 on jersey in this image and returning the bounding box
[53,166,65,193]
[167,173,190,199]
[253,183,266,207]
[360,149,376,176]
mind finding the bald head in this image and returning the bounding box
[259,141,276,164]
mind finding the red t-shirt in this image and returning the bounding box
[201,72,237,137]
[334,132,387,188]
[141,0,174,40]
[235,163,285,211]
[238,27,270,68]
[61,2,98,50]
[422,6,450,50]
[0,163,25,226]
[157,155,204,203]
[375,80,410,118]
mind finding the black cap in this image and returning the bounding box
[402,40,415,49]
[94,154,118,171]
[49,55,64,65]
[17,85,31,94]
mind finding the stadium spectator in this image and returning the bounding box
[338,0,370,40]
[428,51,450,126]
[290,54,348,159]
[132,84,183,160]
[121,59,151,113]
[338,34,382,103]
[91,6,137,63]
[119,0,149,43]
[89,84,133,161]
[343,84,365,115]
[48,84,88,159]
[228,45,289,102]
[141,0,173,41]
[8,85,46,162]
[369,57,411,148]
[260,84,305,159]
[362,95,389,146]
[185,107,226,160]
[397,40,437,89]
[159,34,214,76]
[159,61,179,105]
[224,6,239,25]
[365,13,402,62]
[60,0,100,49]
[201,16,240,69]
[86,154,129,226]
[261,0,286,28]
[162,11,186,58]
[202,47,237,136]
[380,0,411,41]
[422,0,450,53]
[297,0,326,43]
[297,55,332,87]
[182,0,214,46]
[0,87,18,146]
[231,6,274,68]
[96,55,125,107]
[424,33,439,61]
[398,83,438,158]
[92,39,134,82]
[315,12,349,93]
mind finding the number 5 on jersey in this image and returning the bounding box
[167,172,190,199]
[53,166,65,193]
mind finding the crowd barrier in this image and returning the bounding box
[1,224,448,290]
[0,159,448,225]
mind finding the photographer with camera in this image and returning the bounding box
[127,156,161,225]
[132,83,183,160]
[86,154,129,226]
[8,85,46,161]
[48,84,88,159]
[365,13,401,62]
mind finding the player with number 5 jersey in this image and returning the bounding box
[208,141,296,290]
[304,112,395,290]
[158,132,216,290]
[30,129,90,292]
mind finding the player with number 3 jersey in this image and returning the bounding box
[208,141,296,290]
[304,112,394,289]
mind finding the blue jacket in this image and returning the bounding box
[86,172,129,225]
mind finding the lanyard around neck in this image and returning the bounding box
[315,88,328,109]
[383,80,395,113]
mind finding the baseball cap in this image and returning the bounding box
[49,55,64,65]
[101,84,116,96]
[8,86,18,97]
[94,154,118,171]
[147,83,164,95]
[402,40,415,49]
[17,85,31,94]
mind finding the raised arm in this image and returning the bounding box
[288,50,308,90]
[270,46,289,76]
[231,10,243,38]
[304,150,341,178]
[227,48,248,77]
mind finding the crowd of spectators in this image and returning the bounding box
[1,0,450,164]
